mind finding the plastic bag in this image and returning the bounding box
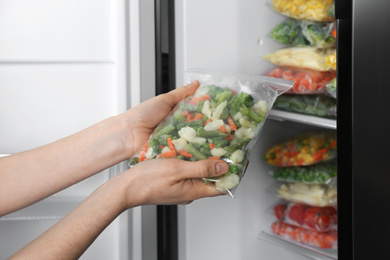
[325,78,337,99]
[273,202,337,232]
[129,70,293,197]
[270,19,336,48]
[264,130,337,167]
[276,182,337,207]
[271,0,335,22]
[267,67,336,94]
[273,94,337,118]
[270,159,337,184]
[271,221,337,249]
[263,47,336,71]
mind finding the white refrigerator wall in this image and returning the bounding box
[176,0,329,259]
[0,0,157,259]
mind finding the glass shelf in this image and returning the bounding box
[268,110,336,130]
[258,230,337,260]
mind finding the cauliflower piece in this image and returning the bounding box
[215,174,240,191]
[192,137,207,145]
[230,150,244,164]
[224,124,232,134]
[211,100,227,121]
[145,147,154,159]
[204,119,224,131]
[160,146,171,154]
[195,84,209,97]
[235,127,255,140]
[239,118,256,129]
[233,112,243,121]
[211,148,228,157]
[253,100,268,114]
[172,137,187,152]
[178,127,197,142]
[202,100,212,119]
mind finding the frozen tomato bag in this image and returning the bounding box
[129,70,293,197]
[273,202,337,232]
[267,67,336,94]
[271,221,337,249]
[264,130,337,167]
[270,0,335,22]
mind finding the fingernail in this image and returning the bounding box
[190,80,198,85]
[216,162,228,174]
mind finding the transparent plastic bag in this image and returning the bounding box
[273,94,337,118]
[263,47,336,71]
[270,19,336,48]
[276,182,337,207]
[270,0,335,22]
[267,67,336,94]
[264,130,337,167]
[273,202,337,232]
[129,70,293,197]
[325,78,337,99]
[271,221,337,249]
[270,159,337,184]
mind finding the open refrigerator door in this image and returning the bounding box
[175,0,337,259]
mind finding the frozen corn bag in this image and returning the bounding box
[271,0,335,22]
[270,159,337,184]
[273,202,337,232]
[263,47,336,71]
[277,182,337,207]
[264,130,337,167]
[270,19,336,48]
[129,70,293,197]
[271,221,337,249]
[273,94,337,117]
[267,67,336,94]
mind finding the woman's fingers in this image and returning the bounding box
[159,80,200,109]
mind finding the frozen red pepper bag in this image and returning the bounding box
[129,70,293,197]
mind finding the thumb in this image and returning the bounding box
[180,159,229,180]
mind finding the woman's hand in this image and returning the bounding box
[116,158,229,207]
[122,80,200,157]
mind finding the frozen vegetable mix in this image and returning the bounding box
[274,202,337,232]
[270,19,336,48]
[264,130,337,167]
[267,67,336,94]
[129,71,293,197]
[273,94,337,118]
[271,221,337,249]
[270,159,337,184]
[271,0,335,22]
[325,77,337,99]
[263,47,336,71]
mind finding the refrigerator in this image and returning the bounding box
[1,0,389,259]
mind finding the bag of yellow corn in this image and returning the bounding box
[271,0,335,22]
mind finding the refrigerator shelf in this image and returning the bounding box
[268,110,336,130]
[258,230,337,260]
[0,196,83,221]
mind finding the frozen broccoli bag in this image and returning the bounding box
[129,70,293,197]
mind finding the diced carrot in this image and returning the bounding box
[219,125,227,133]
[208,156,220,160]
[204,118,211,126]
[167,137,175,150]
[190,95,210,105]
[139,143,149,162]
[224,133,233,141]
[182,110,189,116]
[159,144,165,150]
[209,143,215,149]
[191,113,203,121]
[178,149,193,158]
[158,149,177,158]
[227,116,237,131]
[186,113,194,122]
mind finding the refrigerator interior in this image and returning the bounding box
[175,0,337,259]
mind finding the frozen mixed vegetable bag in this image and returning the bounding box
[271,0,335,22]
[264,130,337,166]
[270,19,336,48]
[129,70,293,197]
